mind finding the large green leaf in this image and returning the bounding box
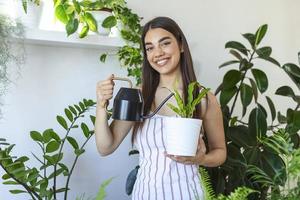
[220,86,237,106]
[225,41,248,56]
[85,12,97,32]
[265,96,276,122]
[102,16,117,28]
[66,18,78,36]
[255,24,268,46]
[260,56,281,67]
[256,46,272,58]
[283,63,300,89]
[249,78,258,102]
[275,86,295,98]
[81,123,90,138]
[55,5,68,24]
[277,111,287,124]
[56,115,68,130]
[219,60,240,68]
[248,107,267,138]
[222,70,242,89]
[240,83,253,108]
[227,126,256,148]
[66,136,79,150]
[286,109,300,132]
[30,131,43,143]
[242,33,255,48]
[251,68,268,93]
[46,141,60,153]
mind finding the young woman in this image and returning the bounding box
[95,17,226,200]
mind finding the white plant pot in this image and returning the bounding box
[12,0,42,29]
[165,117,202,156]
[89,10,112,36]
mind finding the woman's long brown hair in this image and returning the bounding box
[131,17,203,144]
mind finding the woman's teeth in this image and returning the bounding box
[157,58,168,66]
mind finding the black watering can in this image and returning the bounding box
[110,77,174,121]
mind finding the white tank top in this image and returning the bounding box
[132,114,204,200]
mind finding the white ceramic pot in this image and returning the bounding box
[12,0,43,29]
[89,10,112,36]
[165,117,202,156]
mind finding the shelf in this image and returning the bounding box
[23,28,125,50]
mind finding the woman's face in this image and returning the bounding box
[144,28,181,76]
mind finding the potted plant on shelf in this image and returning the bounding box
[165,82,210,156]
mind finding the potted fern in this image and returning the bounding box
[165,81,210,156]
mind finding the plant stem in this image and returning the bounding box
[229,50,256,117]
[0,163,41,200]
[64,134,93,200]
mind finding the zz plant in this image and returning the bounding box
[209,24,300,199]
[167,81,210,118]
[0,99,97,200]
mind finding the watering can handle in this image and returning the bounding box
[100,76,133,108]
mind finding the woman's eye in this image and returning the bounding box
[161,41,171,46]
[146,47,153,52]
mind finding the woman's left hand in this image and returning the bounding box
[165,136,207,165]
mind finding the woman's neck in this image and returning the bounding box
[158,71,183,90]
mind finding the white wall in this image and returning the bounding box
[1,0,299,199]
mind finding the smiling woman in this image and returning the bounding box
[95,16,226,200]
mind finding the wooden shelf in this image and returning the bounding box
[23,28,125,50]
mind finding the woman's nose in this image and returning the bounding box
[154,46,164,58]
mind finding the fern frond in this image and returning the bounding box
[226,186,257,200]
[246,164,275,187]
[198,167,215,200]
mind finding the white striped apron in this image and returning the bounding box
[132,114,204,200]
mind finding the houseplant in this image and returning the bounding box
[53,0,143,84]
[0,99,100,200]
[208,24,300,199]
[0,14,25,116]
[165,81,210,156]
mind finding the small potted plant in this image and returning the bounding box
[165,81,210,156]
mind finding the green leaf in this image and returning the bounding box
[90,115,96,125]
[227,126,256,148]
[30,131,44,143]
[67,136,79,150]
[95,177,114,200]
[66,18,78,36]
[266,96,276,122]
[50,130,61,142]
[81,123,90,138]
[251,68,268,93]
[242,33,256,48]
[79,25,89,38]
[9,190,27,194]
[275,86,295,98]
[64,108,74,122]
[79,102,85,110]
[249,78,258,103]
[287,109,300,131]
[256,47,272,58]
[48,168,65,179]
[46,141,60,153]
[102,16,117,28]
[240,83,253,108]
[219,60,240,68]
[260,56,280,67]
[283,63,300,78]
[57,115,68,130]
[277,112,287,124]
[225,41,248,56]
[248,107,267,138]
[3,180,19,185]
[15,156,29,163]
[69,105,77,115]
[222,70,242,89]
[220,86,238,107]
[229,49,243,60]
[52,153,63,163]
[73,0,81,13]
[43,129,53,143]
[100,53,107,63]
[255,24,268,46]
[55,5,68,24]
[85,12,97,32]
[22,0,28,14]
[75,149,85,156]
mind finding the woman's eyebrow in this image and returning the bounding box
[145,36,172,46]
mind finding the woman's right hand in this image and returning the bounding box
[96,74,115,108]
